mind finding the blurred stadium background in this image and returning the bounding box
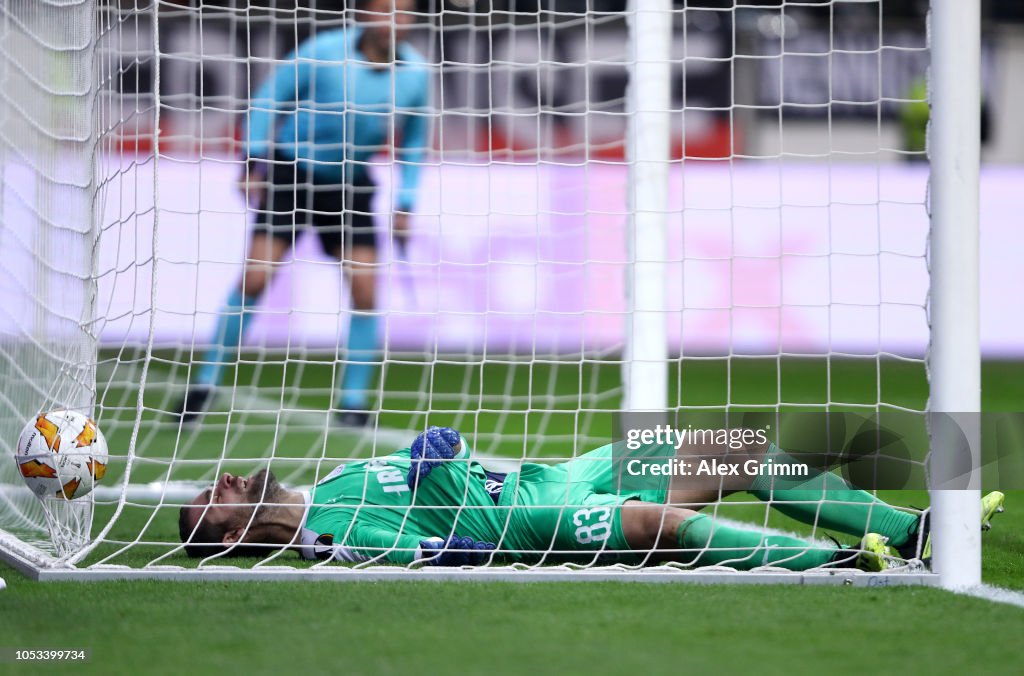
[86,0,1024,359]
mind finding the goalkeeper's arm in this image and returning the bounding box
[244,40,314,161]
[329,523,493,567]
[240,38,316,199]
[406,426,470,488]
[394,67,432,213]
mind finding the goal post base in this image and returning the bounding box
[9,560,940,587]
[0,528,64,579]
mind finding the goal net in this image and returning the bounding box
[0,0,974,583]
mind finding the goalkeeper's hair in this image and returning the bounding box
[178,504,261,559]
[351,0,383,12]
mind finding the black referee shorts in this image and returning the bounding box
[251,155,377,254]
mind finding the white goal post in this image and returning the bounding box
[927,0,982,589]
[0,0,981,588]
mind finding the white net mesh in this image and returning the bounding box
[0,0,100,558]
[1,1,936,577]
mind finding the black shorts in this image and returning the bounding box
[251,156,377,254]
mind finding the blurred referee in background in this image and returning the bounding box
[177,0,431,427]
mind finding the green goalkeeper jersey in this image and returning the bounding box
[300,447,508,565]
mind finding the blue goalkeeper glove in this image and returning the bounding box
[406,426,461,488]
[418,535,495,566]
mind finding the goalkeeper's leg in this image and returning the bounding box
[324,174,382,428]
[744,446,1007,558]
[333,242,378,427]
[590,436,946,556]
[177,232,290,422]
[620,503,892,572]
[744,444,922,550]
[899,490,1006,563]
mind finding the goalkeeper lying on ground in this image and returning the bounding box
[178,427,1004,570]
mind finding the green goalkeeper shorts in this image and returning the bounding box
[496,443,668,564]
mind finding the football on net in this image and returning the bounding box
[15,410,109,500]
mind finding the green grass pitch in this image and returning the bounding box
[2,357,1022,673]
[1,572,1023,674]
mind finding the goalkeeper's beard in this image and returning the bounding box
[234,469,301,546]
[246,468,284,507]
